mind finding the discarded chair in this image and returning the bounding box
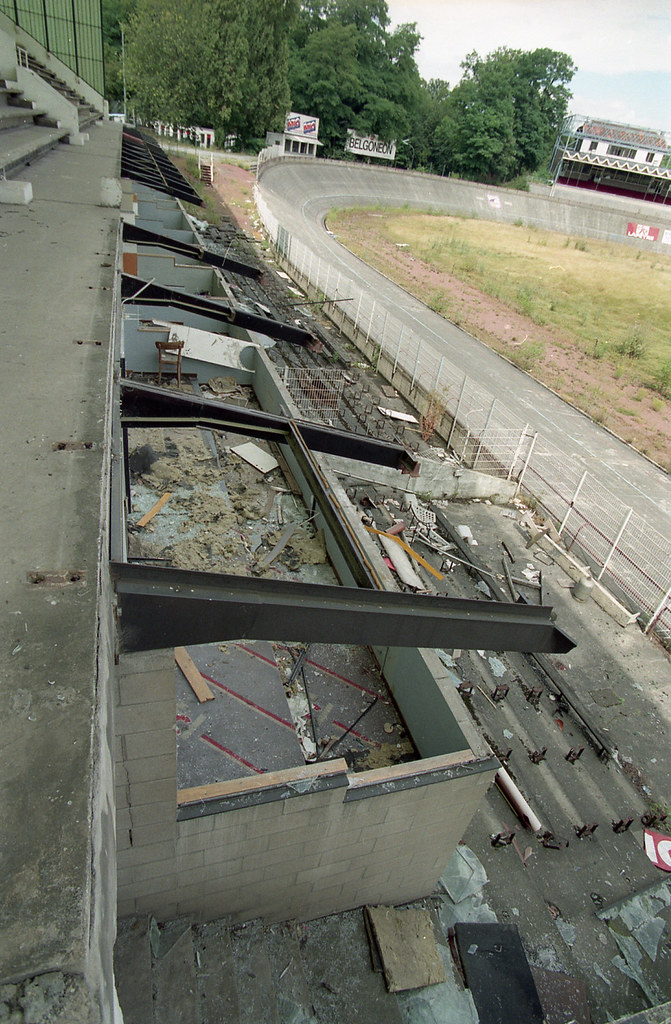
[155,338,184,385]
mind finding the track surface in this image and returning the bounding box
[258,160,671,532]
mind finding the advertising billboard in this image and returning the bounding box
[285,112,319,138]
[345,131,397,161]
[626,222,660,242]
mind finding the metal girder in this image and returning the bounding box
[121,129,203,206]
[121,273,316,348]
[123,222,261,280]
[120,379,420,476]
[111,562,576,655]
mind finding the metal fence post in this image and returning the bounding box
[365,301,376,344]
[597,508,633,581]
[558,471,587,536]
[411,340,422,390]
[447,376,467,448]
[377,311,388,371]
[473,398,496,469]
[507,423,529,480]
[392,326,404,375]
[433,356,444,392]
[515,433,538,496]
[645,584,671,634]
[354,293,362,333]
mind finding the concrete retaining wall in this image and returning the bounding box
[259,156,671,253]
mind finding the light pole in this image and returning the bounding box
[121,25,127,122]
[401,137,414,169]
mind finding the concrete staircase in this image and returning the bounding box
[23,51,100,129]
[114,912,407,1024]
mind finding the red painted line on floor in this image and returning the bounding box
[235,643,278,668]
[200,734,264,774]
[332,719,382,749]
[305,659,389,703]
[201,672,295,731]
[176,714,191,724]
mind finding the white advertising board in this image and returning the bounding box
[285,112,319,138]
[345,131,396,161]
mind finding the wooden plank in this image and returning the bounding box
[137,491,172,528]
[174,646,215,704]
[177,757,349,806]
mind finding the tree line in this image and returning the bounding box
[103,0,576,185]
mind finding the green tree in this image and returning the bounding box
[233,0,299,144]
[123,0,296,144]
[434,47,576,183]
[101,0,136,107]
[289,0,423,156]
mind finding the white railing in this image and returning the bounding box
[254,184,671,645]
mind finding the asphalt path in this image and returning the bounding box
[258,160,671,531]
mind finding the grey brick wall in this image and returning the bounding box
[115,650,497,923]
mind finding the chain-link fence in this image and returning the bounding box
[255,177,671,646]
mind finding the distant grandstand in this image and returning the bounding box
[549,114,671,205]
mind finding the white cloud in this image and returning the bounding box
[387,0,671,81]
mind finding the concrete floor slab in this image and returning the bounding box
[0,121,120,994]
[114,917,154,1024]
[177,641,305,786]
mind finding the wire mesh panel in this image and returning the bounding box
[282,367,346,424]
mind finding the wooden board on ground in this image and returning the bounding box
[137,491,172,528]
[365,905,446,992]
[175,647,215,703]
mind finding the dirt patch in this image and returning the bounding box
[211,160,261,238]
[328,210,671,470]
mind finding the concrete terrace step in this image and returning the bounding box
[114,911,410,1023]
[0,124,69,176]
[231,920,281,1024]
[194,921,240,1024]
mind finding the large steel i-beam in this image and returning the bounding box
[120,379,420,476]
[111,562,575,655]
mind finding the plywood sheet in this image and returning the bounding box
[365,905,446,992]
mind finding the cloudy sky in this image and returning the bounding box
[386,0,671,130]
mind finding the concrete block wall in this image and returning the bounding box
[114,649,178,918]
[115,651,497,924]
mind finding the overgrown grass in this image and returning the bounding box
[329,206,671,397]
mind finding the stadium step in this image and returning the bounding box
[114,911,409,1023]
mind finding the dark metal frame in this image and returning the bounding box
[121,274,317,348]
[122,222,262,280]
[115,380,573,655]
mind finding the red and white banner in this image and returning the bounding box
[627,222,660,242]
[644,829,671,872]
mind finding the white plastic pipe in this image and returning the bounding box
[495,766,543,832]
